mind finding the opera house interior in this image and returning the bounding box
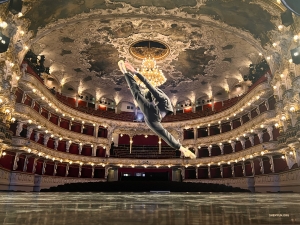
[0,0,300,224]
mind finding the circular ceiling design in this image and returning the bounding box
[129,40,170,61]
[22,0,282,105]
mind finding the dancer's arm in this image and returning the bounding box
[125,62,160,99]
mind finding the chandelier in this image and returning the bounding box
[134,57,167,88]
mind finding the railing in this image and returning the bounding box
[21,61,270,123]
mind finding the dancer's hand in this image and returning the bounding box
[125,62,137,74]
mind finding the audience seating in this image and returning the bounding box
[41,181,250,192]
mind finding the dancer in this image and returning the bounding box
[118,60,196,159]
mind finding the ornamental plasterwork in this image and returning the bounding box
[11,137,278,167]
[15,0,285,105]
[14,102,277,148]
[18,74,272,130]
[14,104,108,146]
[182,111,278,147]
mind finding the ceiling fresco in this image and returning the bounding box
[21,0,282,104]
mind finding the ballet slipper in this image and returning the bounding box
[118,60,127,74]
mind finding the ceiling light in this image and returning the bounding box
[290,106,295,112]
[278,25,283,30]
[281,156,285,159]
[294,52,299,56]
[267,56,271,60]
[289,152,293,155]
[32,89,36,93]
[289,59,293,63]
[272,43,277,47]
[27,149,31,153]
[135,57,166,88]
[294,35,299,41]
[275,123,279,128]
[0,21,7,28]
[28,120,32,124]
[18,12,23,17]
[37,125,41,129]
[259,53,262,56]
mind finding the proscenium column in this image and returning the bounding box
[94,124,99,138]
[158,137,161,154]
[193,127,198,140]
[129,136,133,154]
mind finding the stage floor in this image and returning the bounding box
[0,192,299,225]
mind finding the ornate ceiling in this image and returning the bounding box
[21,0,282,105]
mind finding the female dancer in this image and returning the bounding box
[118,60,196,159]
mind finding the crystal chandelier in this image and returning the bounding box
[134,57,167,88]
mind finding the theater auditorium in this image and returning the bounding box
[0,0,300,224]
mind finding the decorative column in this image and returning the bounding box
[231,164,235,177]
[66,140,71,152]
[265,100,269,110]
[81,124,84,133]
[58,117,61,127]
[249,135,255,146]
[65,164,70,177]
[16,122,23,136]
[218,124,222,133]
[257,130,264,144]
[193,127,198,140]
[207,125,210,136]
[53,162,58,176]
[208,145,212,157]
[219,143,224,155]
[195,167,198,179]
[256,107,260,115]
[285,152,296,169]
[129,136,133,154]
[220,165,223,178]
[91,166,95,178]
[195,147,199,159]
[79,143,83,154]
[267,126,274,141]
[230,141,236,153]
[54,138,59,150]
[32,158,38,174]
[258,158,264,174]
[230,121,233,130]
[69,121,72,130]
[31,100,35,108]
[242,161,246,176]
[240,117,243,125]
[92,145,97,157]
[43,134,51,146]
[240,137,246,150]
[34,132,40,142]
[47,112,51,120]
[294,148,300,167]
[26,126,34,139]
[248,112,252,120]
[21,93,27,103]
[179,167,185,180]
[158,137,161,154]
[268,155,275,173]
[105,166,112,179]
[94,124,99,138]
[23,156,29,172]
[208,166,211,179]
[250,160,255,176]
[78,165,82,178]
[39,107,42,114]
[42,161,47,175]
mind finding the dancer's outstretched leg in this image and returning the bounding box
[118,60,196,159]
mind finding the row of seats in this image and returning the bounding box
[41,181,250,192]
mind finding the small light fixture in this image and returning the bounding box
[27,148,31,153]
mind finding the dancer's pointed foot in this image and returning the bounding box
[118,60,127,74]
[180,146,196,159]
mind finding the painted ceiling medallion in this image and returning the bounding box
[129,40,170,61]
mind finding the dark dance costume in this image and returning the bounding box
[124,72,181,150]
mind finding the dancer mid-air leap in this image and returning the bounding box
[118,60,196,159]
